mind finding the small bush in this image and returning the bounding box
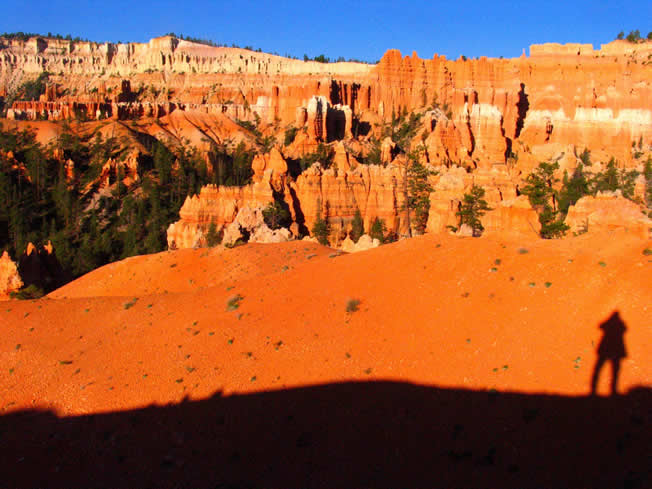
[226,294,243,311]
[123,297,138,309]
[346,298,361,313]
[9,284,44,300]
[643,248,652,256]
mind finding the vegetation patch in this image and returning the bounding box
[346,298,361,313]
[9,285,44,300]
[226,294,244,311]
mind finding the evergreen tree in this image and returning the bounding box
[262,200,291,230]
[644,157,652,215]
[589,158,638,199]
[456,185,491,237]
[311,200,331,246]
[369,217,387,244]
[350,208,364,242]
[205,222,221,247]
[558,164,590,215]
[521,161,569,239]
[403,146,435,235]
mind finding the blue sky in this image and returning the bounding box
[2,1,650,61]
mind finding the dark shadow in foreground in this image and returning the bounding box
[1,382,650,489]
[591,311,628,396]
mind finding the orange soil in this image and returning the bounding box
[1,233,650,416]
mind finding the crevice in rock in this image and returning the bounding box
[514,82,529,139]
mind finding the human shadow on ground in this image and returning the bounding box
[1,381,650,489]
[591,310,628,396]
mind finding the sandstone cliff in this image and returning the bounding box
[3,36,649,170]
[0,251,23,299]
[3,35,651,247]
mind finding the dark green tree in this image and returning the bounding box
[350,208,364,243]
[403,147,434,235]
[311,201,331,246]
[644,157,652,214]
[456,185,492,237]
[589,158,638,199]
[558,164,590,215]
[369,217,387,244]
[521,161,569,238]
[262,200,291,230]
[205,222,221,247]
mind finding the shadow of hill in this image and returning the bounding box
[1,382,650,489]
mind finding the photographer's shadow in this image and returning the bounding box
[590,311,628,396]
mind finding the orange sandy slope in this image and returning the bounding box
[1,232,650,416]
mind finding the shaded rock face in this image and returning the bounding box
[222,206,292,246]
[166,150,408,249]
[565,191,652,239]
[0,251,23,299]
[16,241,67,292]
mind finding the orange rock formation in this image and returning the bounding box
[0,251,23,299]
[2,35,651,244]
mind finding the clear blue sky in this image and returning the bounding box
[2,1,650,62]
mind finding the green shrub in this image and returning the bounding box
[226,294,243,311]
[346,298,361,313]
[9,284,44,300]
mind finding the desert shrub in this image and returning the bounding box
[346,298,361,313]
[226,294,243,311]
[9,284,44,300]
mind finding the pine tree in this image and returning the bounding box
[205,222,221,247]
[262,200,290,230]
[350,208,364,243]
[403,146,435,235]
[369,217,387,244]
[558,164,590,215]
[456,185,491,237]
[521,161,569,238]
[311,200,331,246]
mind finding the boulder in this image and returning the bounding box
[565,191,652,238]
[340,234,380,253]
[0,251,23,299]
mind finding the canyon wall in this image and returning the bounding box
[2,36,651,246]
[2,36,649,167]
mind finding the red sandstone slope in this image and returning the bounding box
[2,232,650,418]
